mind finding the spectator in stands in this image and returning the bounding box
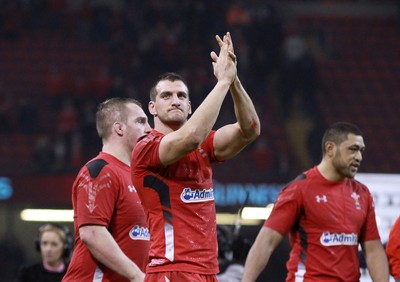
[278,29,320,120]
[33,134,56,172]
[248,137,275,181]
[45,65,69,108]
[17,95,39,134]
[55,98,79,171]
[0,80,13,132]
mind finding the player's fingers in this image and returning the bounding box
[210,51,218,62]
[226,32,234,53]
[228,51,236,62]
[215,35,223,47]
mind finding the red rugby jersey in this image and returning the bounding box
[131,129,220,275]
[63,152,150,282]
[387,216,400,279]
[265,166,380,282]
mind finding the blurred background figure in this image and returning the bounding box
[16,223,73,282]
[216,225,252,282]
[387,216,400,281]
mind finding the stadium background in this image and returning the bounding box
[0,0,399,281]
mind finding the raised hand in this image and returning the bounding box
[210,32,237,84]
[214,32,236,65]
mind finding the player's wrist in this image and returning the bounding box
[216,79,232,88]
[130,270,145,282]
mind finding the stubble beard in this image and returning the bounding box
[332,154,356,179]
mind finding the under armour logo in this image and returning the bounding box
[128,185,136,193]
[316,195,327,203]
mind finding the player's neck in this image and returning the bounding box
[317,162,345,182]
[154,119,183,134]
[102,144,131,166]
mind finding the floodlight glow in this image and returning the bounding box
[241,204,274,220]
[216,213,262,225]
[20,209,73,222]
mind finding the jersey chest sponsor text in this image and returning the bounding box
[180,187,214,203]
[320,232,358,246]
[129,225,150,240]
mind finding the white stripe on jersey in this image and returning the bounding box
[294,262,305,281]
[165,222,174,261]
[92,266,104,282]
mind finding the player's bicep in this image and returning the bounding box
[213,123,249,160]
[258,226,284,250]
[159,131,197,165]
[75,169,118,227]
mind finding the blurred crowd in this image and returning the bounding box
[0,0,361,181]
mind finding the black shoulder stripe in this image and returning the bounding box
[282,173,306,190]
[293,173,306,182]
[86,159,109,178]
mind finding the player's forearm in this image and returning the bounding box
[242,227,282,282]
[241,242,271,282]
[241,252,267,282]
[80,227,145,281]
[86,237,144,281]
[366,252,390,282]
[362,240,390,282]
[183,80,231,142]
[230,76,260,141]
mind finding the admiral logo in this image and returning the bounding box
[320,232,358,246]
[129,225,150,241]
[180,187,214,203]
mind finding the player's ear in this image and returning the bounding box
[325,141,335,157]
[149,101,157,116]
[113,121,124,136]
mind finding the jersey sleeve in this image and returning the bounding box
[203,130,223,164]
[74,161,120,228]
[264,182,303,236]
[132,132,162,171]
[359,187,381,242]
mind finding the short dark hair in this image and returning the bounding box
[321,122,363,155]
[149,72,188,101]
[96,97,142,140]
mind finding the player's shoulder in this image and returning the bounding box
[348,177,371,193]
[281,170,311,190]
[79,153,121,179]
[84,158,110,178]
[278,168,321,199]
[136,130,163,147]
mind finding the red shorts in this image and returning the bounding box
[145,271,218,282]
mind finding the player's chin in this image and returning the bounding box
[347,167,358,178]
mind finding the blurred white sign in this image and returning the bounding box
[356,173,399,282]
[356,173,400,243]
